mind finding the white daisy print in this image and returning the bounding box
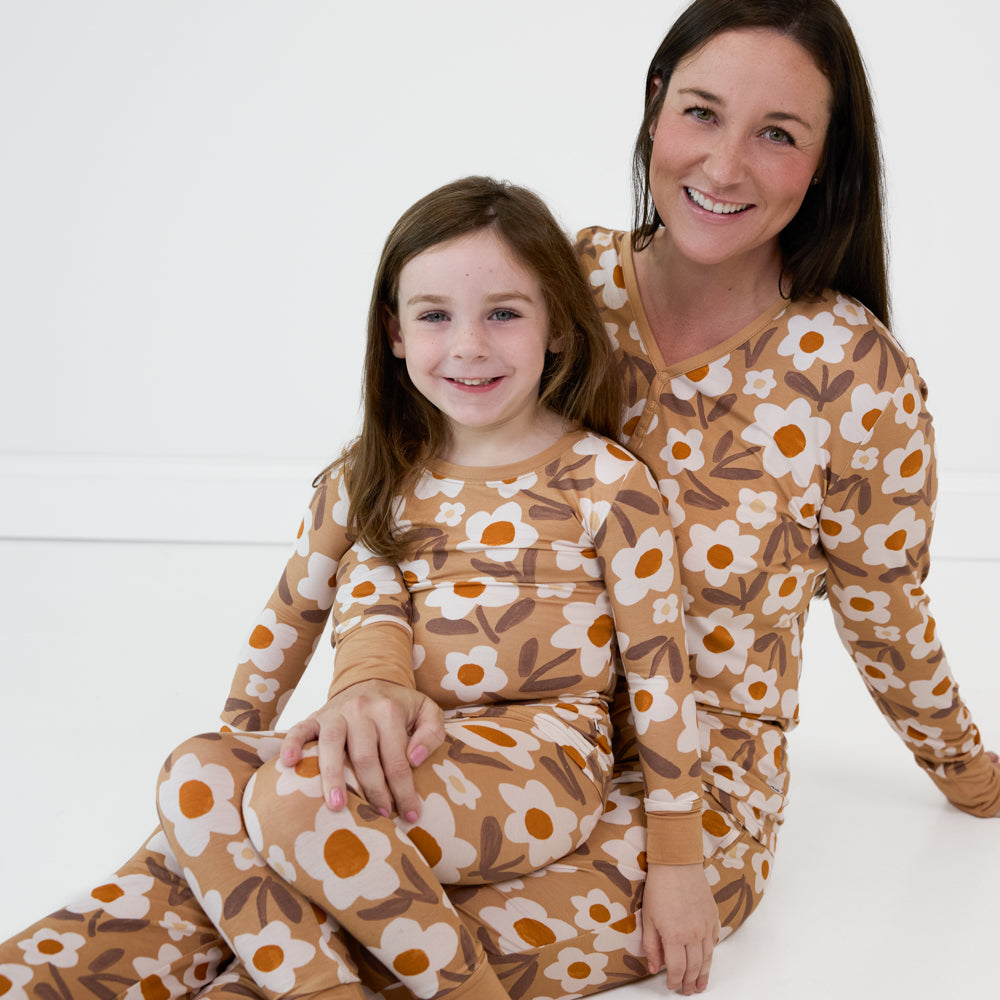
[157,753,241,858]
[234,922,316,994]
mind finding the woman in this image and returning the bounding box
[2,2,996,999]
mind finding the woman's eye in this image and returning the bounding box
[763,126,794,145]
[688,107,715,123]
[490,308,520,321]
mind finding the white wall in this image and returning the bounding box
[1,0,997,555]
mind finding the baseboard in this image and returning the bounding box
[0,455,997,560]
[0,454,320,545]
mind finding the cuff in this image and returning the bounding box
[924,750,1000,818]
[328,621,415,699]
[645,810,704,866]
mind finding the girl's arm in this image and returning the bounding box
[281,539,444,820]
[593,451,719,992]
[219,470,350,733]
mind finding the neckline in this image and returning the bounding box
[425,429,589,482]
[620,232,788,376]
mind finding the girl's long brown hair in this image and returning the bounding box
[321,176,624,561]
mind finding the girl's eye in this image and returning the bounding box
[490,308,520,321]
[763,126,794,145]
[418,311,448,323]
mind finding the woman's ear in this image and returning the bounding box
[388,315,406,358]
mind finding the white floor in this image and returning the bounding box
[1,538,997,998]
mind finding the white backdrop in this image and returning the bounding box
[1,0,998,553]
[2,5,999,989]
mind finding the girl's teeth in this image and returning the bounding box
[452,377,497,386]
[687,188,749,214]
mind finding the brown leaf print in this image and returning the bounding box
[638,742,682,780]
[494,599,535,633]
[223,876,262,920]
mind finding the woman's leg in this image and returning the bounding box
[0,828,233,1000]
[156,730,366,1000]
[246,705,610,1000]
[448,769,774,1000]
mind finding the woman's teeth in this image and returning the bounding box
[687,188,750,215]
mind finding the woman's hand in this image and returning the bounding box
[280,680,445,821]
[641,862,720,995]
[988,750,1000,817]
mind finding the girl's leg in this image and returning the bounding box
[449,770,775,1000]
[0,828,232,1000]
[156,731,366,1000]
[246,705,609,1000]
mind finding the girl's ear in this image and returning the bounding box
[547,328,566,354]
[388,314,406,358]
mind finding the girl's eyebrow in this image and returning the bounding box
[677,86,817,131]
[405,291,536,307]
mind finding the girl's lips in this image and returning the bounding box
[686,187,751,215]
[445,376,503,392]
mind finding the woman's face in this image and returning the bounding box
[648,28,832,275]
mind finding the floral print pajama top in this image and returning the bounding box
[573,227,999,848]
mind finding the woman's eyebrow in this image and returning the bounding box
[677,86,817,131]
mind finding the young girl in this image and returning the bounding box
[149,176,715,1000]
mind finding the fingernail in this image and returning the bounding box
[409,745,428,766]
[329,790,344,809]
[378,807,391,819]
[405,810,419,824]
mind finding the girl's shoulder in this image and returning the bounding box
[550,429,658,493]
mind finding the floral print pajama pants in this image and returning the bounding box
[1,721,773,1000]
[155,703,612,1000]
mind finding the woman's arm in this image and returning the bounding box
[821,358,1000,816]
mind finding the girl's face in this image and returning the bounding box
[389,228,559,462]
[649,28,831,275]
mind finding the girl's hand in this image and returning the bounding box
[280,680,445,821]
[642,862,720,995]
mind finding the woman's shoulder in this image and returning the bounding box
[765,289,918,393]
[573,226,626,265]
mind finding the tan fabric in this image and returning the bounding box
[328,431,704,860]
[576,227,999,824]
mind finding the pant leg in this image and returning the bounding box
[0,828,234,1000]
[156,730,367,1000]
[246,704,610,1000]
[447,768,775,1000]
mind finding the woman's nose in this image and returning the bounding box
[702,133,746,187]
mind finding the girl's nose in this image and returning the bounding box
[451,322,489,359]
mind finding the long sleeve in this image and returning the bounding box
[327,542,414,698]
[220,469,410,732]
[590,454,704,864]
[821,357,1000,816]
